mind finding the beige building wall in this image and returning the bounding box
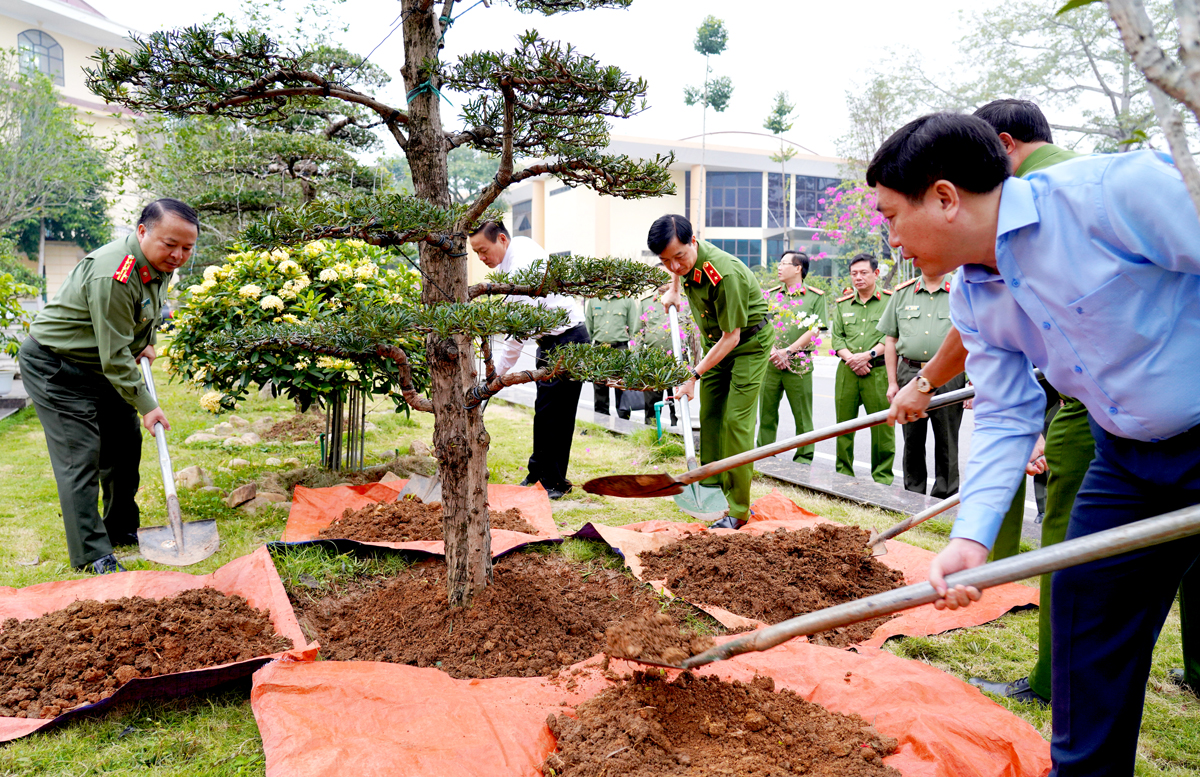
[42,240,85,300]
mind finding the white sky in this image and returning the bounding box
[88,0,1006,158]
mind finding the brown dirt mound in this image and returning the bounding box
[544,671,900,777]
[605,613,714,666]
[262,412,325,442]
[639,525,905,647]
[0,588,290,719]
[293,553,720,679]
[316,498,536,542]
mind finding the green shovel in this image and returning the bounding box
[667,306,729,519]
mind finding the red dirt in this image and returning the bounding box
[639,525,905,647]
[543,671,900,777]
[262,412,325,442]
[605,613,714,666]
[315,498,536,542]
[293,553,720,679]
[0,588,290,719]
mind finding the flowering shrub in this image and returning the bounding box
[806,182,892,275]
[633,295,701,362]
[168,239,426,413]
[764,288,821,376]
[0,272,39,357]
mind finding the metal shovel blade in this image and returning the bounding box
[583,473,683,498]
[398,472,442,503]
[674,483,729,520]
[137,496,220,566]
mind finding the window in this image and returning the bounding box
[18,30,64,86]
[549,186,570,196]
[710,239,762,267]
[767,173,791,229]
[684,170,691,221]
[512,199,533,238]
[706,171,761,228]
[766,238,787,264]
[794,175,841,229]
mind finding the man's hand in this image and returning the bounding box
[888,379,933,426]
[769,348,789,369]
[137,344,156,366]
[142,407,169,436]
[1026,434,1047,475]
[660,289,681,310]
[673,377,697,402]
[886,381,900,403]
[928,538,989,610]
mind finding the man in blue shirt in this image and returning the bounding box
[868,112,1200,777]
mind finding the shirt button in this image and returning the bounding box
[1042,322,1051,330]
[1074,365,1082,373]
[1108,407,1118,415]
[1076,307,1083,314]
[1012,279,1021,287]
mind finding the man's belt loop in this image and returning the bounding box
[901,356,927,369]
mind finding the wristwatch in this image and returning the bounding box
[687,365,701,381]
[868,349,877,359]
[914,372,936,395]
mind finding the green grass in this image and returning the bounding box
[0,353,1196,774]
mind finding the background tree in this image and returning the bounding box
[683,13,732,207]
[836,74,916,173]
[88,0,682,608]
[764,91,797,251]
[380,146,501,204]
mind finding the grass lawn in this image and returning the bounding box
[0,354,1196,775]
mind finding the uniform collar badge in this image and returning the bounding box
[139,264,154,284]
[692,267,702,284]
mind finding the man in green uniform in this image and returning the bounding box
[649,214,771,526]
[636,282,679,427]
[879,270,965,498]
[757,250,825,462]
[584,295,640,419]
[830,253,894,484]
[18,199,198,574]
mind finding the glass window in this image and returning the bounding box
[767,173,791,229]
[18,30,64,86]
[684,170,691,221]
[710,238,763,267]
[794,176,840,229]
[512,200,533,238]
[706,171,761,228]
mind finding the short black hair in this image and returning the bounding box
[647,214,693,255]
[973,99,1053,144]
[781,250,809,279]
[849,252,877,271]
[866,113,1010,202]
[138,198,199,232]
[468,221,510,243]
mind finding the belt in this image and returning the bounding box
[537,322,588,349]
[869,356,885,369]
[737,315,773,346]
[901,356,926,369]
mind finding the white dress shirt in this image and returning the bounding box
[492,236,585,375]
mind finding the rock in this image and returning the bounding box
[293,440,315,447]
[183,432,223,444]
[222,437,245,448]
[228,415,250,428]
[256,492,288,503]
[225,483,257,508]
[238,496,273,515]
[363,421,378,432]
[379,471,404,483]
[198,486,224,496]
[409,440,432,457]
[240,432,262,445]
[229,458,251,468]
[213,422,235,435]
[257,381,276,400]
[217,466,232,474]
[174,465,213,490]
[264,457,282,466]
[282,457,302,466]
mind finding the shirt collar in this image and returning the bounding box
[915,275,951,294]
[997,176,1039,238]
[124,232,166,283]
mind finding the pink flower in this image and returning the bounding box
[818,198,825,205]
[829,349,836,356]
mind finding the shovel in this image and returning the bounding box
[665,306,728,519]
[867,494,961,556]
[584,384,976,499]
[136,358,220,566]
[397,472,442,503]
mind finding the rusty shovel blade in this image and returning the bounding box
[582,473,683,498]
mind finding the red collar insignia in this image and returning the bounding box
[702,261,722,285]
[139,264,154,284]
[113,254,136,284]
[875,291,882,301]
[692,267,702,284]
[944,278,952,292]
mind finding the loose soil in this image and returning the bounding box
[292,553,722,679]
[316,498,536,542]
[261,455,438,493]
[262,411,325,442]
[605,613,714,666]
[0,588,290,719]
[543,671,900,777]
[639,525,905,647]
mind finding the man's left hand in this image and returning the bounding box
[928,538,988,610]
[769,348,789,369]
[673,377,697,402]
[137,344,156,366]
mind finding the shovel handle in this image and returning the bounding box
[139,358,185,553]
[684,501,1200,669]
[667,306,699,469]
[869,494,961,549]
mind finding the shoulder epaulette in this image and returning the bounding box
[112,255,136,284]
[882,289,893,295]
[702,261,722,285]
[768,284,783,293]
[836,293,854,303]
[806,285,824,296]
[894,277,919,291]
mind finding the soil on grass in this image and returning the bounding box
[261,455,439,493]
[544,671,900,777]
[639,524,905,648]
[292,553,722,679]
[0,588,290,719]
[316,498,536,542]
[262,411,325,442]
[605,613,714,666]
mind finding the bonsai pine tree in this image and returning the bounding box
[86,0,686,607]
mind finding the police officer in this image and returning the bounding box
[584,294,639,418]
[18,198,198,574]
[830,253,894,484]
[649,214,771,527]
[636,282,679,427]
[757,250,825,462]
[879,270,966,498]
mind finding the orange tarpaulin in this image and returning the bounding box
[0,546,316,742]
[571,489,1040,647]
[251,639,1051,777]
[281,480,559,557]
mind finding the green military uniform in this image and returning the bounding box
[830,284,894,484]
[637,296,678,426]
[680,240,772,520]
[877,274,966,498]
[756,282,825,462]
[18,232,166,568]
[584,296,640,417]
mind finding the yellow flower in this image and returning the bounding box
[282,313,300,324]
[293,274,311,289]
[353,282,366,290]
[238,284,262,299]
[316,355,353,370]
[346,239,366,249]
[187,284,205,296]
[278,259,301,274]
[199,391,224,413]
[270,248,289,263]
[203,265,221,282]
[260,295,285,312]
[354,263,378,279]
[318,268,339,282]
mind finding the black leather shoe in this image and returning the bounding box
[110,532,139,547]
[89,554,126,575]
[709,514,746,530]
[519,476,539,488]
[968,676,1048,707]
[1169,669,1198,696]
[546,483,573,500]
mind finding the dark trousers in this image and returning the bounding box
[592,340,629,418]
[896,359,966,498]
[18,338,142,568]
[1049,416,1200,776]
[641,389,677,426]
[527,324,588,491]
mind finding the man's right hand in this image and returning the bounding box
[143,407,169,436]
[886,381,900,403]
[660,289,681,310]
[928,538,989,610]
[888,379,933,426]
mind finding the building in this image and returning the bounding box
[471,134,847,284]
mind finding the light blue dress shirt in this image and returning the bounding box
[949,150,1200,548]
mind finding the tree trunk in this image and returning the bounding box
[404,3,493,607]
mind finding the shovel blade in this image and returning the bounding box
[582,473,683,498]
[673,483,729,520]
[866,530,888,557]
[398,473,442,503]
[137,520,220,566]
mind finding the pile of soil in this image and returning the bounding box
[262,412,326,442]
[544,672,900,777]
[293,553,719,679]
[639,525,905,647]
[316,498,536,542]
[264,456,438,493]
[0,588,290,719]
[605,613,714,666]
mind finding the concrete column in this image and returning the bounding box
[531,179,547,247]
[690,164,705,237]
[594,193,611,257]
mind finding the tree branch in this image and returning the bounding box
[374,343,434,412]
[1146,82,1200,219]
[460,83,516,226]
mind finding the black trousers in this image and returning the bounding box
[527,324,588,490]
[18,338,142,568]
[592,340,629,418]
[641,389,678,426]
[896,359,966,499]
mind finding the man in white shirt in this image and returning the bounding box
[469,221,589,499]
